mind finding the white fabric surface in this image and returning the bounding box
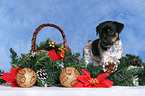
[0,85,145,96]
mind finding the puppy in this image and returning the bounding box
[83,21,124,67]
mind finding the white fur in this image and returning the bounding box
[83,39,123,66]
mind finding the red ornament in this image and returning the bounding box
[74,69,114,88]
[58,52,65,60]
[65,45,71,51]
[1,65,21,87]
[76,58,79,62]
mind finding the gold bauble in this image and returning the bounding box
[16,68,36,88]
[60,67,80,87]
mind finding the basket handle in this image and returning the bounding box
[31,23,67,51]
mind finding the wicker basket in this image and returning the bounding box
[31,23,68,60]
[31,23,67,51]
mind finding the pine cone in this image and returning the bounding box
[103,62,117,74]
[131,58,142,67]
[0,69,6,84]
[0,69,4,76]
[36,69,48,81]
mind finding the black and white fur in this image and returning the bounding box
[83,21,124,66]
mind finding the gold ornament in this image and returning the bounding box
[60,67,80,87]
[48,41,59,48]
[16,68,36,88]
[58,46,66,53]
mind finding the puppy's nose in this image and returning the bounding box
[103,40,108,44]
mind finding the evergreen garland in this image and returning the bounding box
[9,48,19,66]
[86,54,145,86]
[36,38,62,54]
[8,38,145,87]
[9,38,86,87]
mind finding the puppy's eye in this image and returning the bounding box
[108,31,114,35]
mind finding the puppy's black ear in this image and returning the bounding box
[113,21,124,33]
[96,23,103,36]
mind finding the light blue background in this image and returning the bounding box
[0,0,145,72]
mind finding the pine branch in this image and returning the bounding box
[9,48,19,66]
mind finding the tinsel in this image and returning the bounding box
[6,38,145,87]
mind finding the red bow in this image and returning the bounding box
[74,69,114,88]
[1,65,20,87]
[37,49,59,61]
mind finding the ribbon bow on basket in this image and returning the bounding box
[31,23,70,61]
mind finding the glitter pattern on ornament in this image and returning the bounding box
[16,68,36,88]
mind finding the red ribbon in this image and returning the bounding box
[37,49,59,61]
